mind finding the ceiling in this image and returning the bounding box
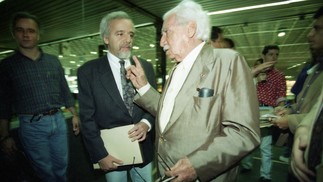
[0,0,322,81]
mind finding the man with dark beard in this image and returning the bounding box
[290,6,323,182]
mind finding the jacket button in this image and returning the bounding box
[159,136,166,143]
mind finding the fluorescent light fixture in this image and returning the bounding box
[287,63,303,69]
[58,55,63,58]
[134,22,154,28]
[208,0,306,15]
[149,44,155,48]
[0,50,14,55]
[0,0,5,3]
[133,46,139,50]
[278,32,286,37]
[69,61,76,64]
[147,59,152,62]
[90,51,97,54]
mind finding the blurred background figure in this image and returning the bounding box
[209,26,224,48]
[222,37,235,49]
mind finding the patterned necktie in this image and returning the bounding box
[308,105,323,172]
[119,60,134,116]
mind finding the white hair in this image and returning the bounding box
[163,0,210,41]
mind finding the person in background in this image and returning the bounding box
[127,0,260,181]
[245,45,286,182]
[291,90,323,182]
[77,11,156,182]
[279,6,323,181]
[222,37,235,49]
[0,12,80,182]
[209,26,224,48]
[272,5,323,134]
[278,61,313,164]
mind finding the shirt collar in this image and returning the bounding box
[106,51,131,68]
[177,42,205,71]
[15,48,43,61]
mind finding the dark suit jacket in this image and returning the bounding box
[77,55,156,170]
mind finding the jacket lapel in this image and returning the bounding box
[163,45,215,132]
[98,56,129,114]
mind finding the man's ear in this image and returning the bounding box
[103,36,109,45]
[187,21,197,38]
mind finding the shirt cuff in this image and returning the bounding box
[137,83,150,96]
[140,119,152,132]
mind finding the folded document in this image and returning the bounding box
[93,124,143,169]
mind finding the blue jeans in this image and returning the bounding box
[260,134,272,179]
[18,111,68,182]
[105,162,153,182]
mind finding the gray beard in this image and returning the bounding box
[118,51,131,59]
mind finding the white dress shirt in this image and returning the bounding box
[107,51,131,100]
[159,42,205,132]
[107,52,151,130]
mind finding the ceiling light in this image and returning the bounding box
[208,0,306,15]
[149,44,155,48]
[90,51,97,54]
[0,50,14,55]
[278,31,286,37]
[70,61,76,64]
[58,55,63,58]
[133,46,139,50]
[147,59,152,62]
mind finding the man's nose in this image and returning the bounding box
[125,34,132,43]
[160,34,166,47]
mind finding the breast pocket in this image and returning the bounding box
[191,94,223,132]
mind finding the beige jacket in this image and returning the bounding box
[135,45,260,182]
[288,65,323,133]
[297,87,323,181]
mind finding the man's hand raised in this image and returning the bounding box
[127,56,148,89]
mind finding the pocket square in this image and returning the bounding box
[198,87,214,97]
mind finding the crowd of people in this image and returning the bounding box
[0,0,322,182]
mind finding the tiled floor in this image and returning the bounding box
[237,147,289,182]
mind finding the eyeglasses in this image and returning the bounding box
[156,153,178,182]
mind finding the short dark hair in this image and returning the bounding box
[262,45,279,55]
[223,38,235,48]
[210,26,223,41]
[10,12,40,33]
[314,6,323,19]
